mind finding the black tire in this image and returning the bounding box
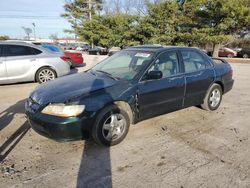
[243,54,249,59]
[92,105,130,146]
[67,59,75,69]
[201,83,223,111]
[35,67,57,84]
[67,59,73,66]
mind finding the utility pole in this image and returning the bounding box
[89,0,92,20]
[32,23,36,40]
[89,0,94,48]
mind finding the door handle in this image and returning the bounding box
[30,59,36,62]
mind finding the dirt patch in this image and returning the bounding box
[1,61,250,187]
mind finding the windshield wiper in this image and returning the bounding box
[95,70,120,80]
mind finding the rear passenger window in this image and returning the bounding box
[181,50,209,73]
[32,48,42,55]
[4,45,35,56]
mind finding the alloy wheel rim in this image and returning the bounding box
[102,113,126,141]
[243,54,249,58]
[209,89,221,107]
[39,69,55,83]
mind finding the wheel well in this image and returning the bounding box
[34,66,57,82]
[113,101,134,124]
[214,81,224,93]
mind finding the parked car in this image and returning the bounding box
[233,48,242,53]
[207,48,237,58]
[108,47,121,56]
[25,45,234,146]
[76,44,90,51]
[41,44,84,67]
[219,48,237,58]
[62,44,76,51]
[64,51,84,67]
[88,46,108,55]
[0,42,70,84]
[238,47,250,58]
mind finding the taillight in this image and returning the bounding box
[60,56,69,62]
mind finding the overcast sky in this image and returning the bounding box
[0,0,72,39]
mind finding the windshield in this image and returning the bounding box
[92,50,154,81]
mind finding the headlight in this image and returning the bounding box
[41,104,85,117]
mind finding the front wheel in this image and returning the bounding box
[92,105,130,146]
[201,83,223,111]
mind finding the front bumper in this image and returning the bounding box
[26,110,95,142]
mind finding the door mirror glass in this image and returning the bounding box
[147,70,163,80]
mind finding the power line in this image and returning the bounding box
[0,15,63,20]
[0,9,60,13]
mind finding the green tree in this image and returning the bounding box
[62,0,250,53]
[144,1,180,45]
[179,0,250,56]
[77,13,140,47]
[62,0,103,34]
[0,35,10,41]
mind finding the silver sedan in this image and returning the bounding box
[0,42,70,84]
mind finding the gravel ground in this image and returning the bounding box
[0,55,250,188]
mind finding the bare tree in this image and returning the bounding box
[102,0,148,15]
[49,33,59,43]
[123,0,133,14]
[114,0,122,13]
[103,0,111,14]
[135,0,148,15]
[21,27,32,40]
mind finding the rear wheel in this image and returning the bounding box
[36,67,56,83]
[201,83,222,111]
[243,54,249,59]
[67,59,74,69]
[92,105,130,146]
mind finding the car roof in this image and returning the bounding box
[0,41,39,47]
[126,45,200,52]
[0,41,53,53]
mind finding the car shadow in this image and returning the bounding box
[75,63,86,68]
[70,68,79,75]
[0,122,30,162]
[76,78,112,188]
[0,99,26,131]
[0,99,30,162]
[76,140,112,188]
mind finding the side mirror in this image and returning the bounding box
[147,70,163,80]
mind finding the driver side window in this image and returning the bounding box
[148,51,179,78]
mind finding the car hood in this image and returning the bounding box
[30,72,117,105]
